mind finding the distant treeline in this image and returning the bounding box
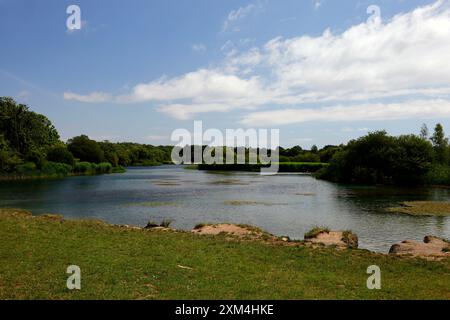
[198,162,328,173]
[0,97,172,178]
[2,97,449,185]
[316,124,450,186]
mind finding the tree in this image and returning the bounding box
[0,97,59,159]
[420,123,429,140]
[431,123,449,164]
[319,131,398,184]
[67,135,104,163]
[393,135,433,184]
[46,145,75,166]
[0,134,22,173]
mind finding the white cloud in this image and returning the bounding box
[64,1,450,124]
[64,91,111,103]
[117,69,269,108]
[191,43,207,53]
[241,99,450,126]
[222,2,263,32]
[314,0,322,10]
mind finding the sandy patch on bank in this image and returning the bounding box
[389,236,450,260]
[192,224,262,237]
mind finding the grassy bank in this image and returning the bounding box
[0,162,126,181]
[198,162,328,173]
[0,209,449,300]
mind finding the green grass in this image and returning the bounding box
[386,201,450,217]
[0,209,449,300]
[304,227,330,239]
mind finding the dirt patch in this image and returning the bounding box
[305,230,359,249]
[193,224,263,238]
[389,236,450,260]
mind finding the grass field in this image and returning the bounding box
[0,209,449,300]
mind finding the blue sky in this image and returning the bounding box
[1,0,449,148]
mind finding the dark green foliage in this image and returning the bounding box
[317,130,441,185]
[0,134,22,173]
[431,124,449,164]
[15,162,38,175]
[0,97,59,159]
[73,162,93,174]
[46,145,74,166]
[102,142,172,166]
[68,135,105,163]
[426,164,450,185]
[40,162,72,176]
[393,135,433,184]
[73,162,112,175]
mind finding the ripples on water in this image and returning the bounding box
[0,165,449,253]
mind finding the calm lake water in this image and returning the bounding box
[1,166,449,253]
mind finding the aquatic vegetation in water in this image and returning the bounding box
[296,193,316,196]
[122,201,179,208]
[224,200,284,206]
[208,179,250,186]
[152,180,181,186]
[386,201,450,216]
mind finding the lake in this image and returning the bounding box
[1,166,449,253]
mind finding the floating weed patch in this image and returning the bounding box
[152,180,181,186]
[121,201,179,208]
[208,179,249,186]
[386,201,450,217]
[224,200,284,206]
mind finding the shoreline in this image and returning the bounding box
[1,208,449,300]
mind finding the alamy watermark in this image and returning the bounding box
[66,5,82,31]
[66,265,81,290]
[171,121,280,175]
[366,265,381,290]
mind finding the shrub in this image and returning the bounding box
[15,162,37,175]
[41,162,72,176]
[95,162,112,174]
[144,219,173,229]
[341,230,359,249]
[73,162,94,174]
[426,164,450,185]
[304,227,330,239]
[46,145,74,166]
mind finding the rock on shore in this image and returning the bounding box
[389,236,450,260]
[305,230,359,249]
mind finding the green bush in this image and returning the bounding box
[73,161,112,175]
[41,162,72,176]
[46,145,74,166]
[15,162,37,175]
[73,162,94,174]
[317,132,435,185]
[426,164,450,185]
[95,162,113,174]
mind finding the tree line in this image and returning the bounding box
[316,124,450,185]
[0,97,172,178]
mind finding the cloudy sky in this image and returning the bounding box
[1,0,449,148]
